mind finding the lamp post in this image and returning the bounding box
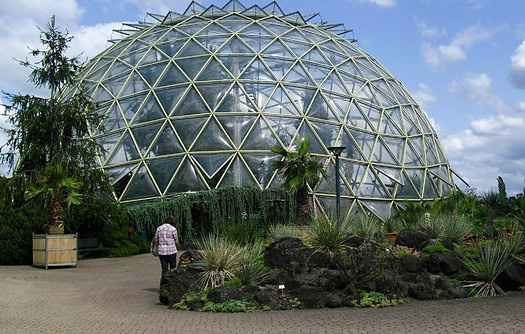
[328,146,346,219]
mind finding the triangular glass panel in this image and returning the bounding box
[346,103,374,131]
[202,5,228,18]
[297,122,326,154]
[218,36,252,54]
[120,49,147,67]
[284,86,316,115]
[262,1,285,15]
[355,58,382,80]
[103,73,128,97]
[338,60,362,77]
[241,5,267,18]
[410,136,425,164]
[99,132,124,163]
[307,92,338,122]
[218,55,254,77]
[157,63,188,87]
[217,115,256,147]
[139,28,169,44]
[220,156,257,188]
[370,82,397,108]
[358,103,381,131]
[138,62,169,86]
[310,121,341,148]
[157,40,186,58]
[357,167,388,198]
[193,153,234,179]
[302,62,331,85]
[350,129,376,161]
[423,172,439,198]
[387,79,410,104]
[147,157,183,193]
[147,124,184,157]
[155,86,188,115]
[424,135,439,165]
[119,94,147,123]
[219,20,249,33]
[197,23,229,36]
[325,93,350,120]
[175,56,208,79]
[131,95,165,125]
[107,131,140,165]
[338,71,365,96]
[243,153,281,187]
[283,63,315,86]
[402,106,423,135]
[166,158,206,194]
[283,40,311,58]
[192,117,232,151]
[266,116,301,147]
[242,117,279,150]
[172,87,209,116]
[382,136,404,166]
[131,123,163,155]
[404,141,424,166]
[321,48,347,66]
[171,117,207,149]
[102,105,127,132]
[178,23,208,36]
[380,108,404,135]
[104,41,130,58]
[183,1,207,15]
[416,110,433,134]
[120,71,149,96]
[262,23,290,37]
[196,59,229,81]
[177,40,209,58]
[264,58,295,80]
[106,164,137,187]
[121,165,159,200]
[340,128,365,161]
[303,47,327,63]
[262,40,294,58]
[216,84,257,113]
[196,83,231,110]
[402,169,424,198]
[355,84,379,105]
[282,29,309,43]
[316,161,352,196]
[375,166,404,186]
[265,87,299,116]
[222,0,247,12]
[346,162,367,193]
[124,40,149,55]
[239,36,274,52]
[106,60,131,78]
[249,83,275,110]
[340,42,362,57]
[239,23,272,36]
[86,61,111,82]
[284,11,306,25]
[361,200,392,222]
[321,72,347,95]
[157,29,185,43]
[371,138,397,165]
[240,58,275,81]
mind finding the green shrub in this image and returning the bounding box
[267,224,299,242]
[445,215,473,244]
[201,299,257,313]
[303,215,352,255]
[349,213,384,243]
[224,219,259,246]
[456,247,480,259]
[352,290,403,308]
[233,241,268,286]
[422,244,450,254]
[494,224,525,262]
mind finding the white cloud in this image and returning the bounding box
[411,83,438,110]
[520,101,525,111]
[0,98,11,176]
[510,40,525,89]
[422,24,493,68]
[69,22,123,61]
[353,0,397,7]
[415,18,447,38]
[448,73,509,113]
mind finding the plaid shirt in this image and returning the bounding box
[154,224,178,255]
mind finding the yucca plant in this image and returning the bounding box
[495,223,525,262]
[444,214,473,245]
[349,213,384,243]
[419,214,448,245]
[463,244,511,297]
[267,224,300,242]
[302,215,352,255]
[195,234,244,290]
[233,241,267,286]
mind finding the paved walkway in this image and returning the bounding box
[1,253,524,334]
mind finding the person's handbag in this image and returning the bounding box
[151,241,159,257]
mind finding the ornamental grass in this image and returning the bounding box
[266,224,300,242]
[302,215,352,255]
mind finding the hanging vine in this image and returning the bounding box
[127,186,295,244]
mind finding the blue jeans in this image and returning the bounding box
[159,253,177,275]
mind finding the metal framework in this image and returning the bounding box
[63,0,456,221]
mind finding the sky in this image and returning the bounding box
[0,0,524,195]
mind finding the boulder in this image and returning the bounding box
[288,286,328,308]
[401,255,424,273]
[260,269,293,286]
[395,229,429,250]
[439,254,464,276]
[424,253,443,274]
[325,293,343,308]
[159,266,203,306]
[408,282,433,300]
[264,237,311,273]
[207,286,255,304]
[496,258,525,291]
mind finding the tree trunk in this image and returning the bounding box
[295,185,312,225]
[49,192,64,234]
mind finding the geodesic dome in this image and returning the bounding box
[65,0,456,220]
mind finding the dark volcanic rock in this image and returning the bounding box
[396,229,429,250]
[401,255,424,273]
[159,266,203,306]
[497,257,525,291]
[264,237,312,273]
[408,282,433,300]
[207,286,255,304]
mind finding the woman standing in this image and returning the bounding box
[152,215,179,275]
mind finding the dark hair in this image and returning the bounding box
[164,215,176,226]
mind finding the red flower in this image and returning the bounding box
[128,228,133,233]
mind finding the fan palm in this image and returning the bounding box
[271,137,329,225]
[25,162,83,233]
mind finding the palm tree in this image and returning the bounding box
[25,162,83,234]
[271,137,329,225]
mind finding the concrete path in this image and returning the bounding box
[1,253,524,334]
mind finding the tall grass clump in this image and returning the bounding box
[349,213,384,243]
[267,224,300,242]
[195,234,244,289]
[463,244,511,297]
[495,223,525,262]
[302,215,352,255]
[233,241,267,286]
[444,214,473,245]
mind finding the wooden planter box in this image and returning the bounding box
[33,233,77,269]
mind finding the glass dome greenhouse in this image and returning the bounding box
[65,0,456,220]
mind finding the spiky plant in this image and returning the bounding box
[495,223,525,262]
[302,215,352,255]
[419,214,448,245]
[267,224,300,242]
[271,137,329,225]
[233,241,267,286]
[444,214,473,245]
[349,213,384,243]
[195,234,243,290]
[463,244,511,297]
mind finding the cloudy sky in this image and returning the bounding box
[1,0,524,195]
